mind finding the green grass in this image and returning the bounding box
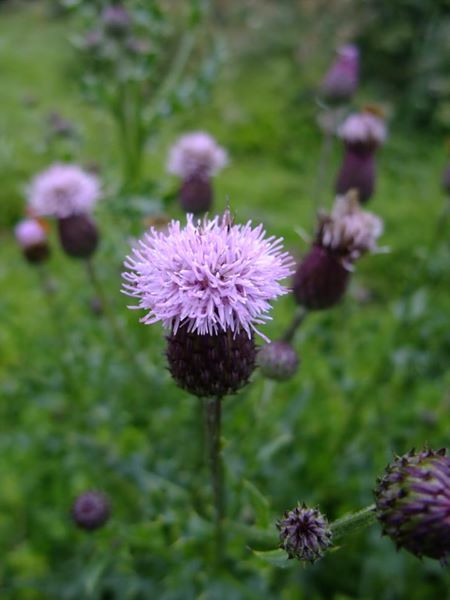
[0,4,449,599]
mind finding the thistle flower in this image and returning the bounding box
[123,212,293,338]
[14,218,50,265]
[321,44,359,103]
[167,132,228,214]
[123,211,293,396]
[335,110,387,203]
[27,163,101,219]
[102,5,131,35]
[258,341,299,381]
[277,503,333,563]
[72,491,110,531]
[375,448,450,563]
[293,193,383,310]
[57,214,99,259]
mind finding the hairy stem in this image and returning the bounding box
[330,504,377,542]
[205,396,225,564]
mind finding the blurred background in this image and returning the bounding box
[0,1,449,598]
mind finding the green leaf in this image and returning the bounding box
[252,548,294,569]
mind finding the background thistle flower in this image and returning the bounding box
[258,341,299,381]
[15,218,50,264]
[321,44,359,103]
[293,194,383,310]
[72,491,110,531]
[57,214,99,259]
[335,110,387,203]
[277,503,333,563]
[167,132,228,214]
[374,448,450,562]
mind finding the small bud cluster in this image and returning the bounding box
[277,503,333,563]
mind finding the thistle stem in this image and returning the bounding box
[282,307,308,343]
[330,504,377,542]
[204,396,225,564]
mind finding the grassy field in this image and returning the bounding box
[0,3,449,599]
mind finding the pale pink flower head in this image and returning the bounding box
[338,111,387,149]
[167,132,228,179]
[320,193,384,265]
[27,163,101,219]
[14,218,47,249]
[122,211,294,339]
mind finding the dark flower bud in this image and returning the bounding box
[258,341,299,381]
[335,148,376,204]
[374,448,450,563]
[58,214,99,259]
[277,503,333,563]
[179,172,213,214]
[293,245,350,310]
[166,328,256,398]
[72,491,110,531]
[442,163,450,194]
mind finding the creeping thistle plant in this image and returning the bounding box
[70,1,221,195]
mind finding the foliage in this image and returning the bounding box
[0,3,449,599]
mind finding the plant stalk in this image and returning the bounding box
[282,307,308,343]
[330,504,377,542]
[204,395,225,564]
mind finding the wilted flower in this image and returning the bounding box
[321,44,359,103]
[167,132,228,214]
[375,448,450,563]
[27,163,101,219]
[123,211,294,396]
[15,218,50,264]
[72,491,110,531]
[277,503,333,563]
[258,341,299,381]
[293,193,383,309]
[335,109,387,203]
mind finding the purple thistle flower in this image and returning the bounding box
[442,163,450,194]
[72,491,110,531]
[102,5,131,35]
[293,194,383,310]
[27,163,101,219]
[15,218,50,265]
[277,503,333,563]
[122,212,294,341]
[258,341,299,381]
[321,44,359,103]
[375,448,450,563]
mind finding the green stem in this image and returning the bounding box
[330,504,377,542]
[281,307,308,343]
[205,396,225,564]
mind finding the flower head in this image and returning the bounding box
[15,218,47,249]
[338,111,387,148]
[319,193,383,265]
[375,448,450,563]
[27,163,101,219]
[167,132,228,179]
[277,503,333,563]
[321,44,359,102]
[72,491,110,531]
[123,212,294,339]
